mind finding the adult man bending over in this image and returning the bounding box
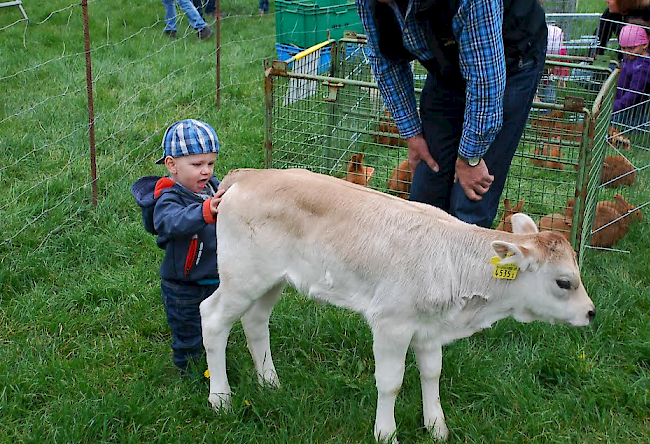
[356,0,547,227]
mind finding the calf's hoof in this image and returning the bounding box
[258,371,280,388]
[208,392,231,411]
[374,428,398,444]
[428,421,449,441]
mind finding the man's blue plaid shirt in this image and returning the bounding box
[356,0,506,158]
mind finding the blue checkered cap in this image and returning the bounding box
[155,119,220,164]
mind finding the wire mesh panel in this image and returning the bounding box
[546,13,602,57]
[265,36,622,265]
[542,0,578,14]
[594,22,650,253]
[509,63,618,264]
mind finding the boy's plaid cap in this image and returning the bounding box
[155,119,220,164]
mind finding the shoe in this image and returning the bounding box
[198,26,213,40]
[164,30,177,39]
[258,8,267,16]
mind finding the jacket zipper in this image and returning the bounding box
[184,235,198,276]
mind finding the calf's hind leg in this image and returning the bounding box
[241,282,285,388]
[200,286,256,411]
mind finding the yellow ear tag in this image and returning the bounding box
[490,255,519,280]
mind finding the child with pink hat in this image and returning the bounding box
[613,24,650,127]
[537,24,569,110]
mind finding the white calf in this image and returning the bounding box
[200,168,595,442]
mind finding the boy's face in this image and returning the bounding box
[164,152,217,193]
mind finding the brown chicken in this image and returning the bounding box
[530,110,583,143]
[590,202,628,248]
[374,110,404,147]
[600,155,636,188]
[538,213,572,241]
[345,153,375,186]
[608,126,631,150]
[387,160,411,199]
[531,143,564,170]
[495,198,525,232]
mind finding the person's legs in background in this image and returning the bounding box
[174,0,208,31]
[204,0,216,16]
[192,0,205,18]
[450,45,546,228]
[161,0,178,33]
[259,0,269,15]
[410,72,466,213]
[161,0,210,38]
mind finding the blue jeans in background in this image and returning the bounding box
[410,44,546,228]
[161,0,207,32]
[259,0,269,13]
[161,279,219,371]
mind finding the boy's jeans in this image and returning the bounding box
[161,279,219,370]
[161,0,207,32]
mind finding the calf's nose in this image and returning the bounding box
[587,308,596,322]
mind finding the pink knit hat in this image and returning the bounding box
[619,24,649,48]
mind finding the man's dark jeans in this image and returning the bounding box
[410,44,546,228]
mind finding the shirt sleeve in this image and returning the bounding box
[454,0,506,159]
[615,60,650,111]
[154,194,210,242]
[356,0,422,138]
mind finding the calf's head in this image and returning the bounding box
[492,214,596,327]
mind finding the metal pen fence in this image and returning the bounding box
[263,29,650,265]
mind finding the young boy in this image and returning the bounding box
[131,119,225,375]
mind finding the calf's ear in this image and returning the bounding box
[491,241,539,272]
[510,213,538,234]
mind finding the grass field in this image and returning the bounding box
[1,1,650,443]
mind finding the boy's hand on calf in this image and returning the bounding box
[210,189,226,216]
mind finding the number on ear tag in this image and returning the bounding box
[489,256,519,280]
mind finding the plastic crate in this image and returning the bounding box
[275,0,364,48]
[276,43,331,74]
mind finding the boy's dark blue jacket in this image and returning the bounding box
[131,175,220,283]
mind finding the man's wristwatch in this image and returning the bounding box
[458,154,482,167]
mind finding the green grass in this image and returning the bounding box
[1,1,650,443]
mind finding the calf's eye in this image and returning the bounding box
[556,279,571,290]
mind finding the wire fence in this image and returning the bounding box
[1,3,648,259]
[1,0,277,254]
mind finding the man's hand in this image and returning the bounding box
[455,158,494,201]
[210,188,227,216]
[407,134,439,175]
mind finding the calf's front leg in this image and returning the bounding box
[413,339,449,441]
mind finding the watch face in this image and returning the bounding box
[467,157,481,167]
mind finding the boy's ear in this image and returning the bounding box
[164,156,177,174]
